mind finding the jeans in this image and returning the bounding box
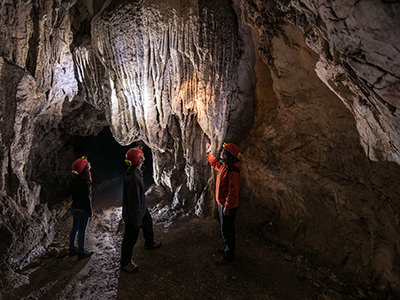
[69,208,90,254]
[218,204,237,261]
[120,210,154,267]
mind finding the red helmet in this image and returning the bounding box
[72,157,88,174]
[125,148,144,166]
[223,143,241,159]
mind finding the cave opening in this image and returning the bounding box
[67,127,154,207]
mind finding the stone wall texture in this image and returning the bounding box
[0,0,399,295]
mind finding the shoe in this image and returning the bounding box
[144,241,161,250]
[121,262,138,273]
[215,256,234,265]
[77,251,94,260]
[68,248,78,257]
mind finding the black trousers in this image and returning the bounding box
[120,210,154,267]
[218,204,237,261]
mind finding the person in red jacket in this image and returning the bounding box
[206,142,241,263]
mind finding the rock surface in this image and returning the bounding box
[234,0,400,294]
[0,0,399,296]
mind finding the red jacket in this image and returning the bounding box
[207,152,240,211]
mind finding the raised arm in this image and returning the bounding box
[206,143,222,170]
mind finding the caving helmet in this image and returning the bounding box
[125,148,144,166]
[222,143,242,160]
[72,156,89,175]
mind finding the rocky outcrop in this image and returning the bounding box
[83,0,255,208]
[0,0,399,296]
[0,191,53,291]
[283,0,399,164]
[0,56,54,291]
[235,0,400,294]
[0,1,104,289]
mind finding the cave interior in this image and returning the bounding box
[0,0,399,299]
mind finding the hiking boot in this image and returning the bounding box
[121,262,139,273]
[144,241,161,250]
[77,251,94,261]
[68,248,78,257]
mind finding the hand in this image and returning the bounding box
[223,207,229,216]
[206,143,211,153]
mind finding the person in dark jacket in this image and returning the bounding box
[119,147,161,273]
[206,142,241,263]
[69,156,94,260]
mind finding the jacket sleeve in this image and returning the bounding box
[84,182,93,217]
[207,152,222,170]
[122,175,139,226]
[225,171,240,211]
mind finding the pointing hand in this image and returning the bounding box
[206,143,211,153]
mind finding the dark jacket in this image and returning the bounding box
[122,167,147,226]
[70,174,93,216]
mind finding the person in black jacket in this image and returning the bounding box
[119,147,161,273]
[69,156,94,260]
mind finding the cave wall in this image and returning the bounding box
[0,0,399,295]
[236,0,400,293]
[0,0,107,289]
[0,56,55,290]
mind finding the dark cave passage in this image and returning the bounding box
[65,127,155,212]
[68,127,154,189]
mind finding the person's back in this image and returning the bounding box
[122,167,147,226]
[120,147,161,273]
[70,173,92,214]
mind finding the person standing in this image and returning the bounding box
[69,156,94,260]
[206,142,241,263]
[119,147,161,273]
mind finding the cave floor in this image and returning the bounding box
[4,184,369,300]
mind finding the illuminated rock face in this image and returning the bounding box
[0,0,399,294]
[73,0,256,211]
[88,0,254,188]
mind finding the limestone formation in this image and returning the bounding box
[236,0,400,294]
[0,0,399,296]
